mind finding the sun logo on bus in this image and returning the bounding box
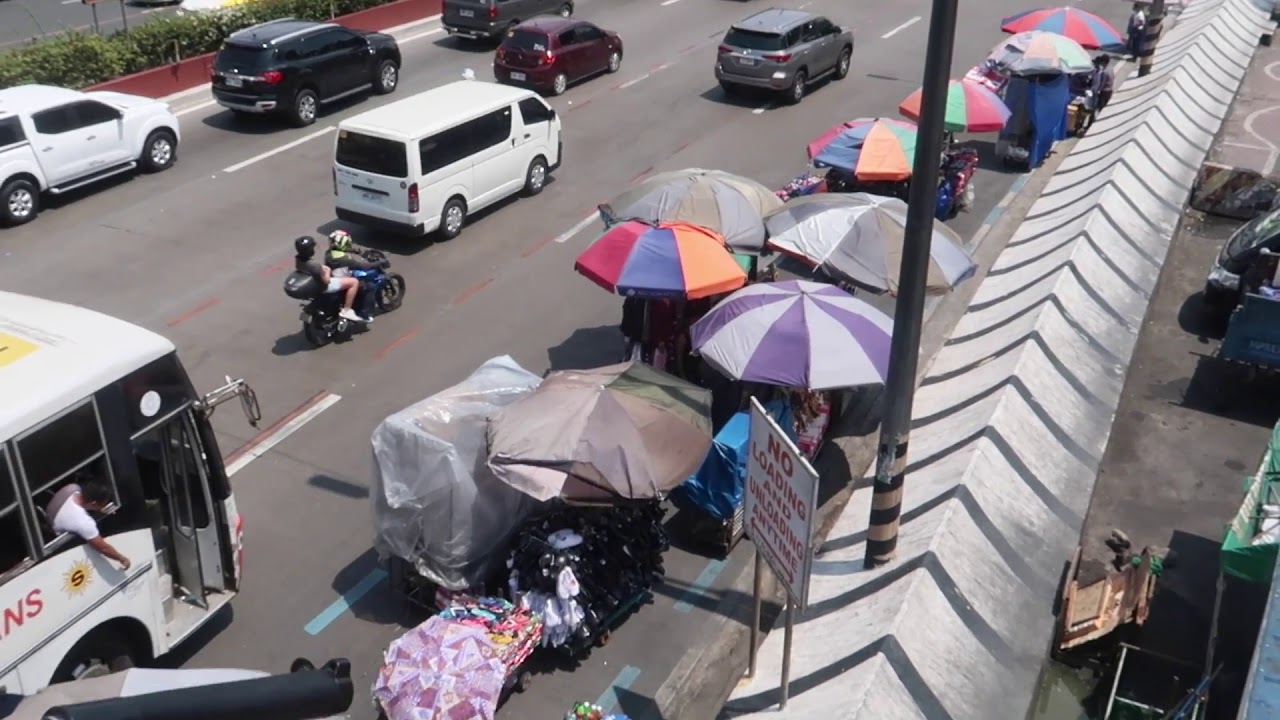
[63,560,94,596]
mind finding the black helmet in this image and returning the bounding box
[294,235,317,257]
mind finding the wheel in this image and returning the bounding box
[595,629,611,647]
[785,70,807,105]
[289,88,319,128]
[302,320,331,347]
[719,81,739,97]
[517,671,532,692]
[550,72,568,96]
[377,274,406,311]
[524,156,548,196]
[1202,282,1238,309]
[606,50,622,73]
[140,129,177,172]
[557,2,572,17]
[53,631,135,683]
[373,59,399,95]
[0,177,39,227]
[834,46,851,80]
[438,197,467,240]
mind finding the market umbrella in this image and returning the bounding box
[806,118,918,182]
[373,617,507,720]
[573,220,747,300]
[988,30,1093,75]
[690,280,894,390]
[898,78,1012,133]
[487,362,713,503]
[599,168,784,254]
[1000,7,1124,49]
[765,193,976,295]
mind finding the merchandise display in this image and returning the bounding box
[565,701,633,720]
[507,503,669,652]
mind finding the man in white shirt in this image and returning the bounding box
[1127,7,1147,59]
[46,481,131,570]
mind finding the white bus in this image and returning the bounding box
[0,291,259,694]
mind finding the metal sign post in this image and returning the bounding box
[744,397,819,709]
[82,0,103,34]
[119,0,129,32]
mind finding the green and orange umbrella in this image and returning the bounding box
[898,78,1012,133]
[806,118,918,182]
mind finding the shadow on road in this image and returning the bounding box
[309,473,369,499]
[547,324,624,371]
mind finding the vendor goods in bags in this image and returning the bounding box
[566,701,632,720]
[507,503,668,652]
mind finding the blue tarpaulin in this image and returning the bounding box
[1027,75,1069,167]
[674,399,793,520]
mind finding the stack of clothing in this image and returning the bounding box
[565,701,632,720]
[438,596,543,672]
[775,173,827,201]
[507,503,668,652]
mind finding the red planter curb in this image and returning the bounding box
[86,0,442,99]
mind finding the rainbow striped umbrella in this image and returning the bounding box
[1000,7,1123,49]
[573,220,747,300]
[988,31,1092,76]
[806,118,918,182]
[899,78,1011,133]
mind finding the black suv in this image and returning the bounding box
[442,0,573,42]
[211,18,401,127]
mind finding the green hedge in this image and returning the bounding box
[0,0,392,90]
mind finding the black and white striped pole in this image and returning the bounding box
[1137,0,1166,78]
[864,0,959,568]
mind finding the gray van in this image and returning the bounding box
[442,0,574,42]
[716,9,854,105]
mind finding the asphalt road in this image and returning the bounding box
[0,0,1133,716]
[0,0,176,52]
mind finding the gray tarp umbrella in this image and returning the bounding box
[599,168,784,254]
[486,362,712,503]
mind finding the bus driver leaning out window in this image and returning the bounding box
[46,480,131,570]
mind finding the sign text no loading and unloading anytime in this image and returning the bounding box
[745,397,819,609]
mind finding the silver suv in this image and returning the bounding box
[716,9,853,105]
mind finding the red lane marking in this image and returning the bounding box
[680,44,697,54]
[571,98,592,110]
[166,298,221,327]
[612,81,628,90]
[673,140,691,154]
[224,390,331,466]
[522,236,555,258]
[452,278,493,305]
[650,62,668,73]
[631,166,654,183]
[375,327,420,361]
[259,257,292,276]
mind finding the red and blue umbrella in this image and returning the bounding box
[574,220,747,300]
[1000,7,1123,49]
[806,118,918,182]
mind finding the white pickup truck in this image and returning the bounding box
[0,84,181,227]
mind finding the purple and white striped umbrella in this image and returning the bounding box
[690,280,894,390]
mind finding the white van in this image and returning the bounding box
[333,80,562,240]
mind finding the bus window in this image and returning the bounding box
[119,353,194,435]
[0,448,34,582]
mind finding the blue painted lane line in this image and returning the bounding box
[596,665,642,713]
[673,559,727,613]
[304,567,388,635]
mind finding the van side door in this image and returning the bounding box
[517,96,554,164]
[418,123,476,226]
[466,105,520,206]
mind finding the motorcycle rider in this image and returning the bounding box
[294,235,370,324]
[325,230,386,319]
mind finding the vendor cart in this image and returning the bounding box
[997,74,1071,169]
[1215,249,1280,376]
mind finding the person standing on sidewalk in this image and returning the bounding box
[1127,5,1147,59]
[1092,55,1115,113]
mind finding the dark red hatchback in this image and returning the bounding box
[493,17,623,96]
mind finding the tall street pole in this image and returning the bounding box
[864,0,960,568]
[1137,0,1166,78]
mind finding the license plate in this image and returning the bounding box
[361,192,382,202]
[459,8,474,16]
[510,72,526,81]
[225,75,243,88]
[736,56,758,66]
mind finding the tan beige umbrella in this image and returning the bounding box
[599,169,784,254]
[486,362,712,503]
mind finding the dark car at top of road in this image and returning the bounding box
[443,0,574,42]
[211,18,401,128]
[494,18,622,96]
[716,9,853,105]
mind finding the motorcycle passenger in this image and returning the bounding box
[294,235,370,323]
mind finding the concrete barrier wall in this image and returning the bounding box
[721,0,1272,717]
[85,0,441,98]
[1190,160,1280,219]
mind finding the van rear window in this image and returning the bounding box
[335,130,408,178]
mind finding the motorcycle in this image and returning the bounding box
[283,249,407,347]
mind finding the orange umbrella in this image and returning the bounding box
[573,221,746,300]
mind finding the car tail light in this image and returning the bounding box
[764,52,792,63]
[408,183,419,213]
[545,50,555,64]
[488,4,498,18]
[718,44,732,54]
[261,70,285,84]
[332,168,337,196]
